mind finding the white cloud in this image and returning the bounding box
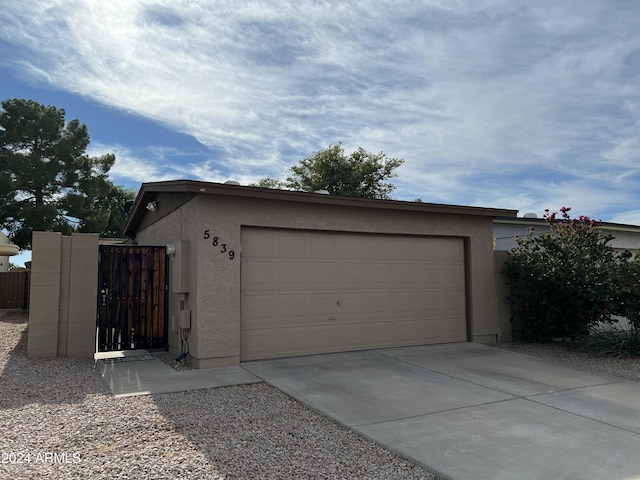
[2,0,640,222]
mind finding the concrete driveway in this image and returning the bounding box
[243,342,640,480]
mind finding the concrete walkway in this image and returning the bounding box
[243,342,640,480]
[97,353,260,397]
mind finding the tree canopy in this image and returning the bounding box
[0,98,120,249]
[256,143,404,199]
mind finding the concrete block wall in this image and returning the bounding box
[27,232,99,358]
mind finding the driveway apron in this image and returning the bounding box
[243,342,640,480]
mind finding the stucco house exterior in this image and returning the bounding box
[494,214,640,251]
[119,180,517,368]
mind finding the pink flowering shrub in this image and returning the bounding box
[506,207,640,342]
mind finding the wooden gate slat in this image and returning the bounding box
[96,245,167,352]
[0,271,29,309]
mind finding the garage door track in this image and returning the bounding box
[243,343,640,480]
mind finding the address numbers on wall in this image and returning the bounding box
[203,229,235,260]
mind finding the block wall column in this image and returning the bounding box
[66,233,99,357]
[27,232,62,357]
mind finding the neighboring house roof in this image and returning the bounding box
[124,180,518,237]
[493,216,640,251]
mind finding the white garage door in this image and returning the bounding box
[240,228,467,361]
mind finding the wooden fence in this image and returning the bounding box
[0,271,30,309]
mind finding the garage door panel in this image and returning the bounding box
[277,231,309,256]
[278,326,308,354]
[419,264,442,284]
[243,261,276,288]
[441,291,466,314]
[340,261,367,283]
[310,324,339,350]
[278,261,308,285]
[277,293,309,319]
[418,318,443,342]
[368,292,395,314]
[420,291,441,312]
[310,261,338,284]
[241,228,467,360]
[396,320,420,343]
[243,294,275,323]
[442,264,465,284]
[309,293,337,317]
[339,293,367,315]
[392,238,418,260]
[439,316,467,340]
[395,292,419,313]
[243,229,276,256]
[242,328,273,358]
[340,323,369,349]
[338,235,367,257]
[393,263,419,284]
[309,232,338,257]
[366,237,391,259]
[420,238,464,261]
[370,322,396,346]
[369,263,393,284]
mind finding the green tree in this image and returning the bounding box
[96,185,137,238]
[256,143,404,199]
[0,98,116,249]
[505,207,640,342]
[254,177,287,190]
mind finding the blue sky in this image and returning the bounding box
[2,1,640,266]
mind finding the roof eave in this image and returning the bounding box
[124,180,518,236]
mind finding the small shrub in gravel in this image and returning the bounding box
[578,326,640,357]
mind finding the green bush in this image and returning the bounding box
[506,207,640,343]
[579,325,640,357]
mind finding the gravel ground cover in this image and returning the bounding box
[495,341,640,381]
[0,311,436,480]
[3,310,638,480]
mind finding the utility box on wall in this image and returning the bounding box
[170,241,190,294]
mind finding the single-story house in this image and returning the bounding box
[494,214,640,251]
[116,180,517,368]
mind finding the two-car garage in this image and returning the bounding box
[126,181,516,368]
[241,228,467,360]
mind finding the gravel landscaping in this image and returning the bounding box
[495,341,640,381]
[2,310,638,480]
[0,311,436,480]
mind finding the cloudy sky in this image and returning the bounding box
[1,0,640,235]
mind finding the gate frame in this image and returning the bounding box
[96,244,169,352]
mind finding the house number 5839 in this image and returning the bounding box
[203,229,235,260]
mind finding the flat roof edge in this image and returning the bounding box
[124,180,518,235]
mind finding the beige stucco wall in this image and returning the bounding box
[494,250,512,343]
[27,232,99,358]
[134,198,199,357]
[135,193,502,367]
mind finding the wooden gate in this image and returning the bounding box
[97,245,168,352]
[0,271,30,309]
